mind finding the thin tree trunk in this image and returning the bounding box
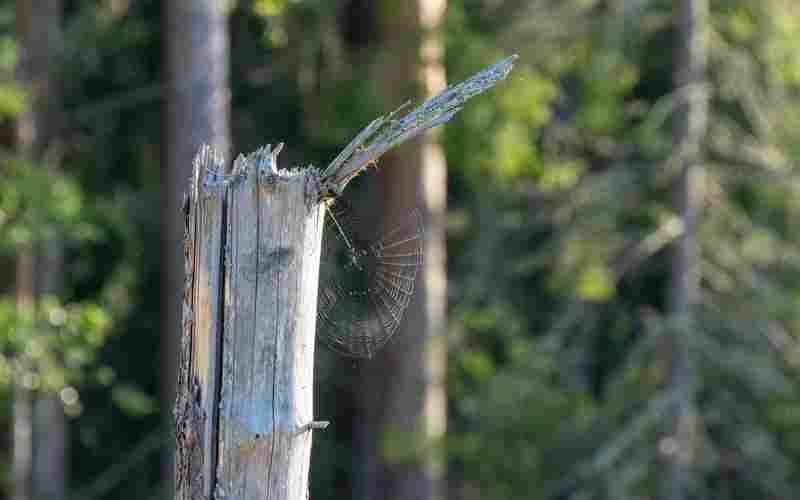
[13,1,66,499]
[663,1,708,499]
[164,0,231,493]
[358,1,449,499]
[12,252,34,500]
[32,395,67,500]
[11,379,32,500]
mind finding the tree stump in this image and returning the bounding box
[174,56,516,500]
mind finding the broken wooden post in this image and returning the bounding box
[174,55,516,500]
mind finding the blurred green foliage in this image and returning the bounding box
[0,298,111,414]
[0,159,97,249]
[441,1,800,498]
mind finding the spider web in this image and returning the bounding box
[317,201,423,358]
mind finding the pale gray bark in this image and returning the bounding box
[173,58,513,500]
[216,152,324,500]
[662,1,708,499]
[12,385,32,500]
[32,395,67,500]
[13,1,66,499]
[164,0,231,494]
[177,147,325,500]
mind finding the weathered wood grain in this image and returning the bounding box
[176,146,227,500]
[319,54,517,198]
[216,150,324,500]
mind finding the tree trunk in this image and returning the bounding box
[13,1,66,499]
[663,1,708,499]
[164,0,231,494]
[11,383,32,500]
[175,147,324,500]
[357,1,449,499]
[32,395,67,500]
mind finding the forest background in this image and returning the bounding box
[2,1,800,500]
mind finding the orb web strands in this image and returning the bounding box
[317,203,423,358]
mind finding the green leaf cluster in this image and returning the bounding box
[0,298,111,414]
[0,158,99,250]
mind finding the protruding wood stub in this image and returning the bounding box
[318,54,518,199]
[297,421,330,434]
